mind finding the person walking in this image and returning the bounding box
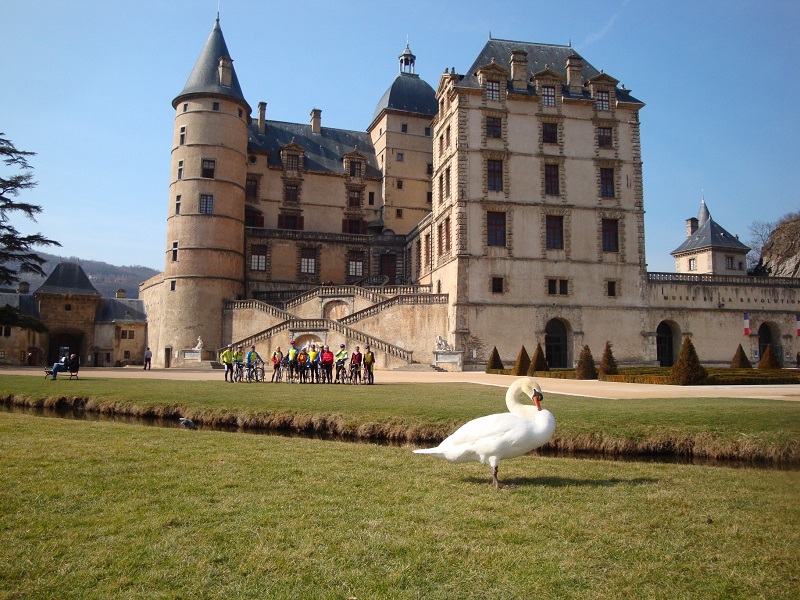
[220,344,234,383]
[143,347,152,370]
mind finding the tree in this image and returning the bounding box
[485,346,504,372]
[1,134,60,286]
[757,345,780,370]
[668,337,707,385]
[598,341,619,377]
[575,345,598,380]
[527,342,549,374]
[511,345,530,376]
[730,344,752,369]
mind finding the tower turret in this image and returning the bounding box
[142,16,249,365]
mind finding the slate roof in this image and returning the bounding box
[671,201,750,255]
[371,72,438,124]
[34,262,101,297]
[248,121,381,178]
[95,298,147,323]
[458,38,643,105]
[173,17,250,112]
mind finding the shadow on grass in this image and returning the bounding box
[463,475,660,488]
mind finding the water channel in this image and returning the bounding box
[3,404,796,471]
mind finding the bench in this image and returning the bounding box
[44,365,80,380]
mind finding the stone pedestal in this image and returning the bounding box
[433,350,463,371]
[179,349,214,365]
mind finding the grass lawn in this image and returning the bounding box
[2,376,799,462]
[0,411,798,599]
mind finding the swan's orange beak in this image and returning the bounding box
[532,391,542,411]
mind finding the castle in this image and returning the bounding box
[137,16,799,371]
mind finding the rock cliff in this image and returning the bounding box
[761,218,800,278]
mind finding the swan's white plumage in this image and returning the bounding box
[413,377,555,487]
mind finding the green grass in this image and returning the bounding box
[2,376,799,462]
[0,412,798,599]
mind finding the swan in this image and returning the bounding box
[413,377,556,488]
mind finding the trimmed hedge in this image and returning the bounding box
[730,344,752,369]
[575,345,598,380]
[485,347,504,372]
[598,341,619,377]
[511,346,531,376]
[528,342,549,373]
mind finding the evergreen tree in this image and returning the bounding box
[730,344,752,369]
[575,345,598,379]
[527,342,549,374]
[757,345,780,370]
[511,345,530,376]
[1,134,60,284]
[485,346,504,372]
[668,337,707,385]
[598,341,619,377]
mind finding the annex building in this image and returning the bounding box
[138,17,799,371]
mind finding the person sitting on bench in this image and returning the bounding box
[50,354,79,380]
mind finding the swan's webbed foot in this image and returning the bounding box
[491,466,499,489]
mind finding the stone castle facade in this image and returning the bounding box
[139,17,799,370]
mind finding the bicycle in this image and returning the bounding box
[349,362,361,384]
[335,360,349,384]
[233,361,245,383]
[245,360,265,383]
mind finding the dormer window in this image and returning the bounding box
[596,91,610,111]
[350,161,362,177]
[285,154,299,171]
[486,80,501,101]
[542,86,556,107]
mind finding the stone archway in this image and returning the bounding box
[544,319,570,369]
[758,322,782,366]
[47,331,84,365]
[656,321,680,367]
[323,300,349,321]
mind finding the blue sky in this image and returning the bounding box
[3,0,798,273]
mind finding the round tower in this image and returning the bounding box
[149,16,249,364]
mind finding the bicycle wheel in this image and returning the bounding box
[256,366,265,382]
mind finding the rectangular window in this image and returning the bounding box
[542,122,558,144]
[348,260,363,277]
[396,152,404,162]
[445,217,451,252]
[725,256,734,269]
[350,161,362,177]
[598,127,613,148]
[439,135,444,155]
[602,218,619,252]
[427,163,433,175]
[486,117,502,138]
[183,103,188,112]
[596,91,610,111]
[300,248,317,274]
[548,279,569,296]
[401,123,408,133]
[246,178,258,199]
[175,195,181,214]
[177,160,183,180]
[124,350,131,359]
[426,191,432,204]
[179,126,186,145]
[600,168,615,198]
[170,280,176,291]
[424,234,431,267]
[368,191,375,206]
[424,126,431,137]
[560,279,569,295]
[251,245,267,271]
[542,85,556,107]
[607,281,617,297]
[285,154,299,171]
[545,164,560,196]
[171,242,178,262]
[199,194,214,214]
[285,184,299,202]
[397,180,404,190]
[546,215,564,250]
[396,209,403,218]
[281,214,302,230]
[487,211,506,247]
[121,330,128,339]
[64,304,72,312]
[212,101,220,111]
[487,80,500,101]
[487,159,503,191]
[348,190,362,206]
[492,277,504,294]
[201,159,216,179]
[688,258,697,271]
[446,126,451,147]
[445,167,451,197]
[437,222,444,256]
[344,219,363,234]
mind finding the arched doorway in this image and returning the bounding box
[48,331,84,365]
[544,319,569,368]
[758,322,782,366]
[323,300,349,320]
[656,321,676,367]
[293,334,322,351]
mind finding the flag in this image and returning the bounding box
[743,313,750,336]
[796,313,799,336]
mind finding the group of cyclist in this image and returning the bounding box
[220,340,375,384]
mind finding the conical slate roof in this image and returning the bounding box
[671,201,750,255]
[34,262,101,296]
[173,16,249,112]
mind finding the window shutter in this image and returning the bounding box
[278,214,285,229]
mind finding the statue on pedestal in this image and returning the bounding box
[193,337,203,350]
[435,335,451,351]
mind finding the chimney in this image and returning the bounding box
[566,53,583,95]
[686,217,698,237]
[510,50,528,90]
[258,102,267,134]
[18,281,29,294]
[310,108,322,134]
[218,56,233,87]
[115,289,127,298]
